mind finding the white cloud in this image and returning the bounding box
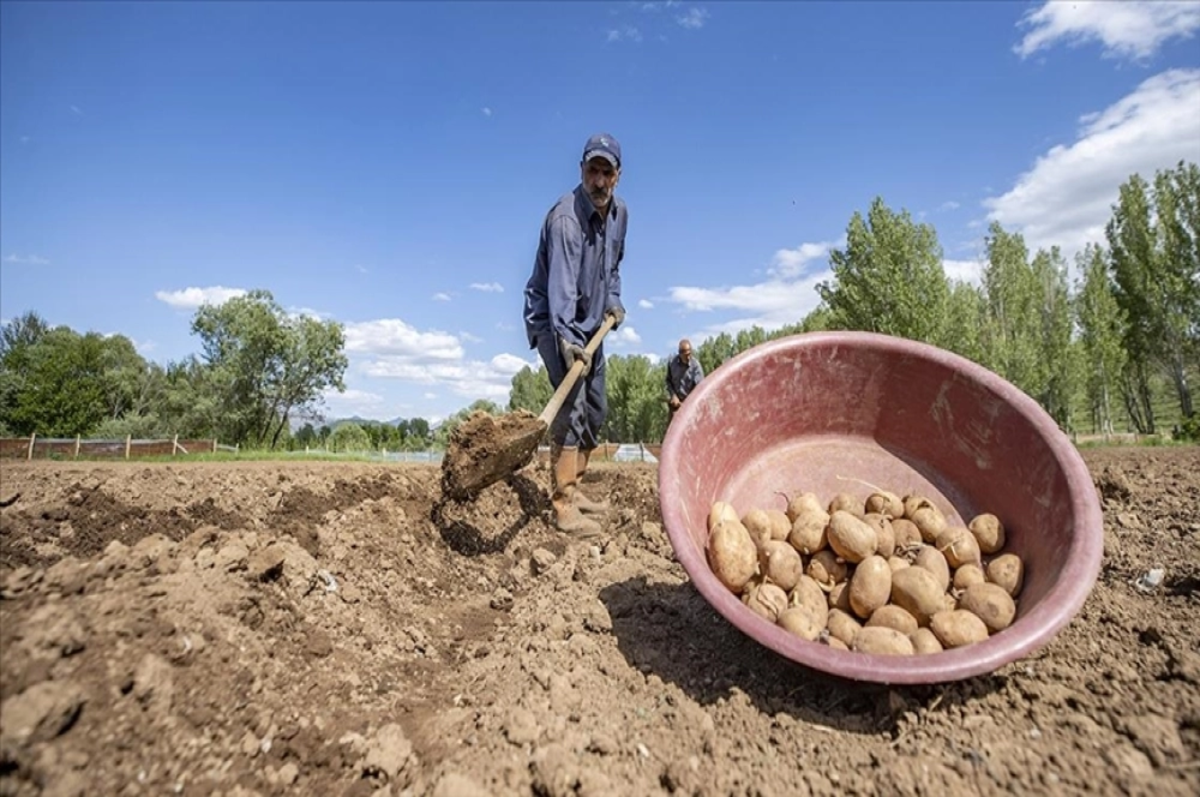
[942,259,985,286]
[662,237,844,342]
[983,68,1200,261]
[608,25,643,42]
[469,282,504,293]
[19,136,30,145]
[318,387,389,420]
[938,201,961,212]
[432,292,452,302]
[1015,0,1200,61]
[677,7,710,29]
[155,286,247,309]
[70,105,83,116]
[460,331,483,343]
[769,238,842,279]
[424,392,437,400]
[482,107,493,117]
[286,306,332,320]
[361,352,537,399]
[355,264,368,274]
[611,326,642,346]
[638,299,655,309]
[3,253,50,266]
[343,318,463,359]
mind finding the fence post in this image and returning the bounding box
[74,435,81,459]
[212,439,218,454]
[27,433,36,460]
[172,434,179,456]
[125,434,131,460]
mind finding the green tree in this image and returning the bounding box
[6,327,110,436]
[1074,244,1128,436]
[508,364,554,414]
[1030,246,1080,429]
[942,281,986,364]
[328,422,370,453]
[191,289,348,448]
[978,223,1045,401]
[604,354,668,443]
[816,196,951,345]
[0,311,51,433]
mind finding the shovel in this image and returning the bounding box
[440,314,617,501]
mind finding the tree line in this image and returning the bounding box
[2,162,1196,449]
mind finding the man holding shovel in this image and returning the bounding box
[522,133,627,538]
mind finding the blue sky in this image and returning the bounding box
[3,1,1199,425]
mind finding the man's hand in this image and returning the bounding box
[669,395,681,409]
[606,306,625,328]
[560,337,592,374]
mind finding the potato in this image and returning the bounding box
[807,550,847,590]
[959,583,1016,633]
[827,510,877,564]
[913,545,951,592]
[848,555,892,619]
[864,490,904,519]
[910,627,944,655]
[886,555,910,573]
[707,518,758,593]
[891,518,923,549]
[863,513,897,558]
[765,509,793,542]
[826,608,862,647]
[788,506,830,555]
[741,508,777,551]
[890,566,945,626]
[743,580,788,623]
[866,604,919,636]
[852,626,914,656]
[790,575,829,626]
[777,605,824,641]
[952,563,986,592]
[935,525,982,569]
[784,491,825,523]
[986,553,1024,597]
[827,492,862,517]
[902,494,932,519]
[929,609,989,648]
[969,512,1006,554]
[708,501,739,532]
[827,581,852,613]
[825,636,850,651]
[908,501,946,543]
[759,540,804,591]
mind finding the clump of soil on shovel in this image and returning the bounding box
[440,409,547,501]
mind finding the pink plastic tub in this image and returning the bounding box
[658,331,1103,684]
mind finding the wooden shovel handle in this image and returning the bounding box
[537,314,618,427]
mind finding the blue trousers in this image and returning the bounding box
[535,333,607,449]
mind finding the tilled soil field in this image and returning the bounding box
[0,445,1197,796]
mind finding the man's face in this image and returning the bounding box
[679,344,692,363]
[582,157,620,211]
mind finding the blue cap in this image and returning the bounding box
[582,133,621,168]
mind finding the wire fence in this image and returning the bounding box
[0,435,235,460]
[1,436,663,464]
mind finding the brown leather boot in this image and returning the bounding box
[551,444,602,539]
[574,447,611,514]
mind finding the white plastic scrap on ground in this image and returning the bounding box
[1134,568,1165,594]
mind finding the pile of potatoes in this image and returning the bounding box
[704,487,1025,656]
